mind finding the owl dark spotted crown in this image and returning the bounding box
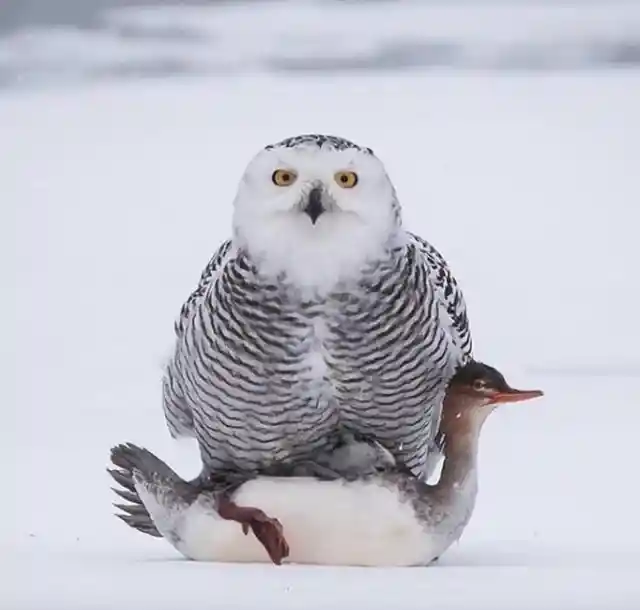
[265,134,374,156]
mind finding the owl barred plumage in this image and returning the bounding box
[162,134,473,479]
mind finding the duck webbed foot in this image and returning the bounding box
[204,472,289,565]
[216,494,289,565]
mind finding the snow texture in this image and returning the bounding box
[4,8,640,609]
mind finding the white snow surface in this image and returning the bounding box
[4,68,640,607]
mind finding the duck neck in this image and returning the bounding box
[405,397,490,561]
[435,426,479,497]
[432,398,490,500]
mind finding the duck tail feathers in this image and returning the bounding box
[108,443,194,539]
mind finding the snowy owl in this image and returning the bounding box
[162,134,473,480]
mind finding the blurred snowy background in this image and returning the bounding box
[2,0,640,88]
[4,1,640,609]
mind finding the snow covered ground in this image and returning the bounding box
[4,60,640,609]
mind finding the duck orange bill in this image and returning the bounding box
[487,388,544,404]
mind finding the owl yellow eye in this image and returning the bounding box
[272,169,298,187]
[334,170,358,189]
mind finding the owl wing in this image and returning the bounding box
[409,232,473,364]
[162,239,234,439]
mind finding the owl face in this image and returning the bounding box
[231,135,402,292]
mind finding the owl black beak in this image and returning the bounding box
[303,186,325,224]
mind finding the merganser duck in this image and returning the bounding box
[108,361,542,566]
[109,432,396,564]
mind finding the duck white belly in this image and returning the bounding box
[136,477,448,567]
